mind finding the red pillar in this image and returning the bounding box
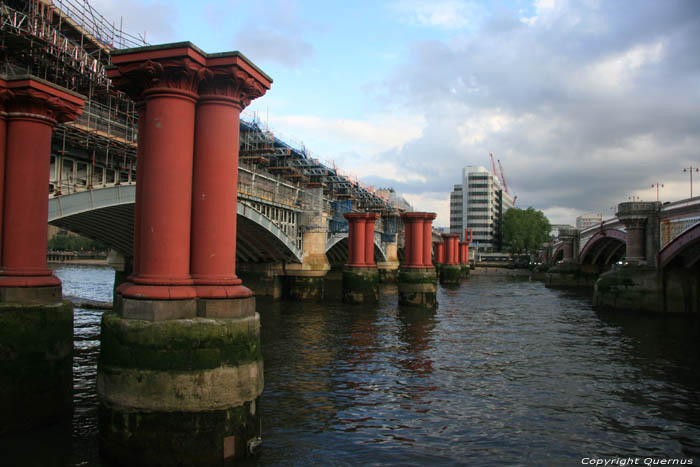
[434,242,445,264]
[0,79,6,265]
[0,78,83,290]
[442,233,459,265]
[108,46,206,300]
[422,214,435,267]
[400,212,436,268]
[131,103,146,276]
[344,213,368,267]
[364,213,379,267]
[190,57,270,298]
[459,241,469,265]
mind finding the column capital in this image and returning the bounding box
[344,212,380,221]
[0,76,84,123]
[200,53,273,108]
[108,43,209,100]
[401,212,436,223]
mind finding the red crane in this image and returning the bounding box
[498,159,510,195]
[489,153,498,179]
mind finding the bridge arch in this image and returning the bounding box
[579,229,626,266]
[658,221,700,269]
[48,185,303,263]
[550,243,564,264]
[325,234,388,267]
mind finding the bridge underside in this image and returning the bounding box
[580,238,625,266]
[50,203,301,264]
[325,237,386,267]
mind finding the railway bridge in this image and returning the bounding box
[545,199,700,313]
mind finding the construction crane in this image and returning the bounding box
[498,159,510,195]
[490,153,498,179]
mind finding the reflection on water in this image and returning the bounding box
[1,267,698,466]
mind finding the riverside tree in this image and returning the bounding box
[501,207,551,253]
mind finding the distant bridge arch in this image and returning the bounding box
[579,229,626,266]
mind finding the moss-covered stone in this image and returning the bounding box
[342,267,379,304]
[593,266,664,312]
[439,265,462,285]
[0,301,73,434]
[99,398,261,466]
[398,267,437,308]
[461,265,471,279]
[99,312,262,371]
[545,262,599,289]
[285,275,325,301]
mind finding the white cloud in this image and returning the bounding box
[390,0,483,30]
[401,192,450,226]
[581,40,667,92]
[271,113,426,157]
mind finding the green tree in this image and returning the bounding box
[501,207,551,253]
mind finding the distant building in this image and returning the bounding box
[449,165,515,252]
[550,224,575,241]
[576,213,602,230]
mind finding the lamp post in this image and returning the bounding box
[651,182,664,202]
[683,166,698,198]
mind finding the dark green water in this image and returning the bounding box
[2,265,699,466]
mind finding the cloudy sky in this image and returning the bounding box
[92,0,700,227]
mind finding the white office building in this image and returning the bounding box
[449,166,515,252]
[576,213,602,230]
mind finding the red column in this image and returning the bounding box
[131,103,146,276]
[442,234,459,264]
[190,58,270,298]
[0,80,6,265]
[344,213,367,267]
[364,213,379,267]
[422,214,435,267]
[401,212,436,268]
[435,242,445,264]
[459,241,469,265]
[0,78,83,288]
[108,46,206,300]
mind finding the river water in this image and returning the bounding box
[2,264,699,466]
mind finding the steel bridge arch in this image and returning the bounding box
[579,229,626,265]
[325,233,388,266]
[48,185,303,263]
[658,221,700,269]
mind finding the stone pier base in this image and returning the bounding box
[593,265,664,313]
[285,274,325,301]
[398,268,437,308]
[377,262,399,283]
[461,265,471,279]
[342,266,379,304]
[97,310,263,465]
[0,301,73,434]
[439,264,462,285]
[237,263,283,299]
[545,262,599,288]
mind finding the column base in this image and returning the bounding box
[0,284,62,305]
[0,300,73,434]
[342,266,379,304]
[398,268,437,308]
[98,311,263,465]
[197,295,256,319]
[439,264,462,285]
